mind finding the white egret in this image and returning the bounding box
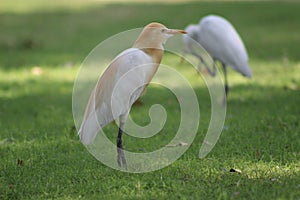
[183,15,252,96]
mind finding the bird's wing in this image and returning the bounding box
[79,48,155,144]
[220,25,252,78]
[199,16,252,77]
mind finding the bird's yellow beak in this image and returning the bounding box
[165,29,187,35]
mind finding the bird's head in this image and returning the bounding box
[134,22,187,50]
[183,24,199,40]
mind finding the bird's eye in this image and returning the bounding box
[161,29,166,33]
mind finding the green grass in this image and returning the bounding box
[1,0,300,199]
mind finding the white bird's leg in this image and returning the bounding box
[117,113,128,169]
[190,47,216,76]
[222,63,229,98]
[197,55,217,77]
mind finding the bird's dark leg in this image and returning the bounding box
[222,63,229,99]
[117,128,127,168]
[117,115,128,169]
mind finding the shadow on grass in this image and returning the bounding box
[0,80,74,141]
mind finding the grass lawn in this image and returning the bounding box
[0,0,300,199]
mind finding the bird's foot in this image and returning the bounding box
[117,148,127,170]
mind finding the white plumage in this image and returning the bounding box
[79,48,153,145]
[198,15,251,77]
[183,15,252,96]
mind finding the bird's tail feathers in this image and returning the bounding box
[241,63,252,78]
[78,111,100,145]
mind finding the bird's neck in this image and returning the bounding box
[141,48,163,64]
[133,34,164,75]
[133,30,164,63]
[139,48,163,85]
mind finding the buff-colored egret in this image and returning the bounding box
[79,23,186,168]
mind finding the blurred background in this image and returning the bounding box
[1,0,299,68]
